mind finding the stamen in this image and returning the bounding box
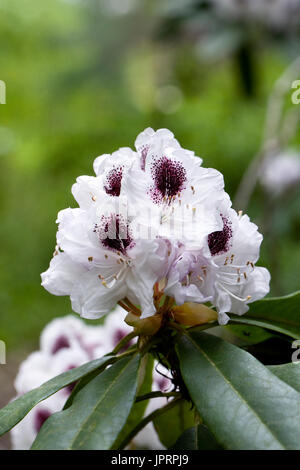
[218,283,252,302]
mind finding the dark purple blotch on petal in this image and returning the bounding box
[150,156,186,203]
[94,214,134,256]
[104,166,123,197]
[156,376,170,392]
[51,335,70,354]
[208,215,232,256]
[65,364,77,395]
[34,408,52,432]
[113,328,134,352]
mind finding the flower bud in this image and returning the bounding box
[125,312,163,335]
[172,303,218,326]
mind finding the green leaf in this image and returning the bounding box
[176,331,300,450]
[31,354,140,450]
[0,354,114,437]
[171,425,222,450]
[230,291,300,339]
[225,324,273,345]
[268,363,300,393]
[153,399,195,448]
[114,354,154,449]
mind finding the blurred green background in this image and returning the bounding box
[0,0,299,354]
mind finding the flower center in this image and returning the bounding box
[104,166,123,197]
[208,215,232,256]
[94,214,134,256]
[34,409,52,432]
[51,335,70,354]
[150,156,186,203]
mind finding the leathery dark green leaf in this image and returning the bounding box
[153,399,195,448]
[230,291,300,339]
[114,354,154,449]
[31,354,140,450]
[0,354,115,437]
[268,363,300,393]
[171,425,222,450]
[176,331,300,450]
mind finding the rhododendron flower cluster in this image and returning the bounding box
[11,310,171,450]
[41,128,270,326]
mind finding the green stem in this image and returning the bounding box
[110,331,138,355]
[187,321,219,332]
[117,397,184,450]
[168,322,188,335]
[135,391,181,403]
[124,297,141,316]
[105,346,138,361]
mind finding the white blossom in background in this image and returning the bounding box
[11,308,171,450]
[260,150,300,197]
[11,308,130,450]
[11,347,89,450]
[41,128,270,328]
[211,0,300,30]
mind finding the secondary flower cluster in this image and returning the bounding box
[41,128,270,326]
[11,309,170,450]
[212,0,300,31]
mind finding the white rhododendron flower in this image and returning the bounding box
[125,127,225,245]
[11,347,89,450]
[10,310,169,450]
[260,150,300,196]
[164,202,270,324]
[41,128,270,326]
[204,205,270,324]
[72,147,137,210]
